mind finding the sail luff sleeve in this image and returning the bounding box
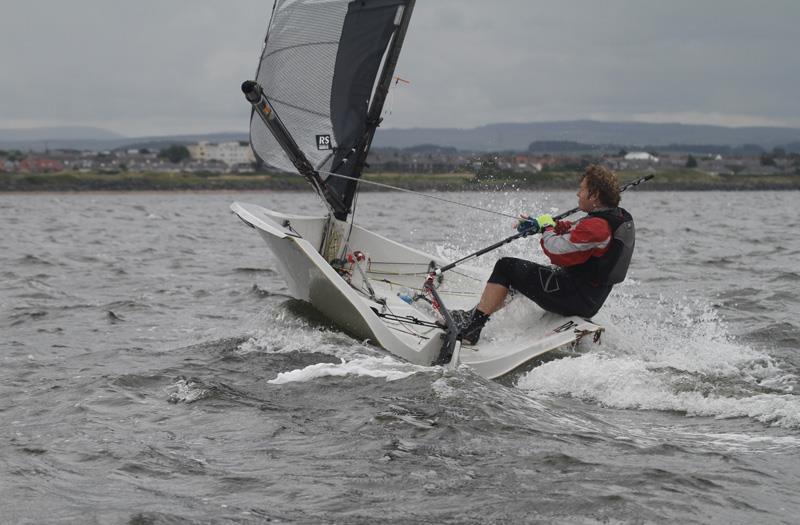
[339,0,415,196]
[330,0,409,154]
[326,0,413,213]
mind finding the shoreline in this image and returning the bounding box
[1,170,799,193]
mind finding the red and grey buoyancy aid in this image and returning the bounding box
[589,207,634,284]
[568,207,635,285]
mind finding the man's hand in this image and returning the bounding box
[516,213,555,234]
[515,214,536,233]
[554,220,572,235]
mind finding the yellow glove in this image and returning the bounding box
[516,213,555,234]
[536,214,555,230]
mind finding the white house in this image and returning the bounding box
[188,141,256,166]
[624,151,659,162]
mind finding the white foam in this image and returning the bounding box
[167,378,208,403]
[520,353,800,425]
[431,376,461,399]
[670,431,800,451]
[236,306,373,361]
[479,293,557,344]
[518,292,800,428]
[268,356,430,385]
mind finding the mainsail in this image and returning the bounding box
[247,0,415,220]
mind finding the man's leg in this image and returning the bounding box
[450,258,520,344]
[490,257,583,317]
[451,257,571,344]
[476,283,509,315]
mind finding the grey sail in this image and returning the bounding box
[249,0,415,219]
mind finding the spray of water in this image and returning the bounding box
[236,305,374,361]
[268,356,430,384]
[518,284,800,429]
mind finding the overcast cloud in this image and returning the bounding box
[2,0,799,136]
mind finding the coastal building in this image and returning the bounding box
[188,141,256,166]
[624,152,659,162]
[513,154,543,172]
[18,158,65,173]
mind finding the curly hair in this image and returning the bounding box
[581,165,620,207]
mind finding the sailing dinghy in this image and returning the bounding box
[231,0,603,379]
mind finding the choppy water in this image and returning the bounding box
[2,189,799,524]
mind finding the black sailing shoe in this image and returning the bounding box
[449,308,473,330]
[449,308,490,346]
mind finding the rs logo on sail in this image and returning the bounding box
[316,135,331,150]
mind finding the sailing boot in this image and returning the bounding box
[449,308,490,345]
[449,308,473,331]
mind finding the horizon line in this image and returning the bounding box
[3,118,800,140]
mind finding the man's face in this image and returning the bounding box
[577,178,598,212]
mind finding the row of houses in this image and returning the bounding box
[2,143,797,177]
[0,157,66,173]
[603,152,797,176]
[187,141,255,166]
[0,141,257,174]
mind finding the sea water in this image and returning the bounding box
[2,190,799,523]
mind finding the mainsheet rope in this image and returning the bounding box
[317,169,521,220]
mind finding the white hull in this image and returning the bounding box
[231,201,602,379]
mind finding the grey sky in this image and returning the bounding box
[2,0,799,136]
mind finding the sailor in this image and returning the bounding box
[451,165,635,345]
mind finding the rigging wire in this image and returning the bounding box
[383,76,411,120]
[318,169,522,220]
[321,78,524,222]
[343,176,361,250]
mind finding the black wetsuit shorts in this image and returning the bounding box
[487,257,611,319]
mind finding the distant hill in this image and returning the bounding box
[523,140,775,156]
[120,133,249,152]
[784,141,800,153]
[3,121,800,153]
[0,128,248,152]
[387,144,460,154]
[372,120,800,152]
[0,126,125,142]
[527,140,614,153]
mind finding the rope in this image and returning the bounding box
[376,276,480,296]
[318,169,520,220]
[375,311,440,330]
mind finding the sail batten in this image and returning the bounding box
[248,0,414,219]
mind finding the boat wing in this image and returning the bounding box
[459,315,603,379]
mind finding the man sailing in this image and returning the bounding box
[451,165,635,345]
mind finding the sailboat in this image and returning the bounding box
[230,0,603,379]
